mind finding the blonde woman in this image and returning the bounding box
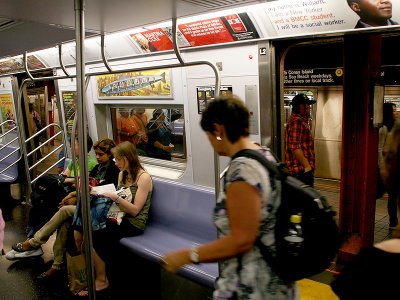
[74,141,152,297]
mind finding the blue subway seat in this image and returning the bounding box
[0,145,20,182]
[119,177,218,289]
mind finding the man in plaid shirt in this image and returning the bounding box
[284,94,316,186]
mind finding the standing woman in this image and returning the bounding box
[74,141,153,296]
[162,96,298,300]
[378,102,399,228]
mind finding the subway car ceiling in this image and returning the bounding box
[0,0,263,58]
[1,0,400,76]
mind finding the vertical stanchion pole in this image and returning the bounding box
[74,0,95,299]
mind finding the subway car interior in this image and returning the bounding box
[1,0,400,299]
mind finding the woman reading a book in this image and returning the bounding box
[73,141,153,297]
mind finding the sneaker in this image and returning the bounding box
[13,247,43,259]
[5,250,17,260]
[389,223,399,230]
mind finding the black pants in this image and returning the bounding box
[387,192,399,226]
[294,170,314,187]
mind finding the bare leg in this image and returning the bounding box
[74,230,84,252]
[77,248,109,297]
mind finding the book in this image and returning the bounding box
[91,184,116,195]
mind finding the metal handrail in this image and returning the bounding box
[172,17,221,197]
[58,43,72,78]
[24,124,65,185]
[14,79,66,197]
[101,33,113,72]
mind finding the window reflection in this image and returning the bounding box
[111,107,185,162]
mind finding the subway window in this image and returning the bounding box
[110,106,186,178]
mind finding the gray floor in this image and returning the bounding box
[314,178,396,244]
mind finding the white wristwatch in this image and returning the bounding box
[190,247,199,264]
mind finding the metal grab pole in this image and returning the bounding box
[74,0,95,299]
[171,17,221,197]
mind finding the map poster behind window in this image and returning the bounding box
[196,86,232,114]
[96,69,172,98]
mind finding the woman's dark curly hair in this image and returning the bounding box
[93,138,116,158]
[200,95,249,143]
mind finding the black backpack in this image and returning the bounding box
[233,149,341,282]
[27,174,69,237]
[30,173,68,207]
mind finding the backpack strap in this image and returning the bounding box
[232,148,287,180]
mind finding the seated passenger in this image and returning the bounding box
[24,135,96,238]
[72,141,153,297]
[6,138,119,280]
[62,136,98,186]
[146,109,174,160]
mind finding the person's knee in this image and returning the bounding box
[59,205,76,218]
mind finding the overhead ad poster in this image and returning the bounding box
[264,0,400,38]
[129,12,259,53]
[0,55,46,76]
[0,93,16,129]
[96,69,172,98]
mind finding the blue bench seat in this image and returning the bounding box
[0,145,20,182]
[119,177,218,289]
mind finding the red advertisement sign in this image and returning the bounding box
[224,14,247,33]
[178,17,235,47]
[128,13,259,53]
[131,29,173,52]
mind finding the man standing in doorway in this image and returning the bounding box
[285,94,316,187]
[347,0,398,28]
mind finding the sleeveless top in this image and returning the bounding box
[118,171,152,231]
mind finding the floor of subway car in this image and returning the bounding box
[0,178,396,300]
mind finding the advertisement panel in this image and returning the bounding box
[0,93,15,129]
[96,69,172,98]
[264,0,400,37]
[129,12,259,52]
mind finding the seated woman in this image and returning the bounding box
[73,141,153,297]
[7,138,119,280]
